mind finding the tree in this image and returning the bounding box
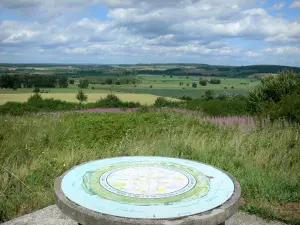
[69,79,75,84]
[204,90,214,100]
[105,78,113,85]
[199,79,207,86]
[78,79,89,89]
[76,90,88,103]
[58,76,68,88]
[192,82,197,88]
[209,78,221,84]
[248,70,300,114]
[179,82,184,86]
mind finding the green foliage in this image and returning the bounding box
[33,88,40,93]
[68,79,75,84]
[94,94,140,108]
[154,97,183,108]
[199,79,207,86]
[186,99,247,116]
[76,90,88,103]
[204,90,214,100]
[179,95,193,101]
[248,70,300,121]
[78,79,89,89]
[192,82,197,88]
[58,76,68,88]
[209,78,221,84]
[27,93,42,102]
[216,93,228,100]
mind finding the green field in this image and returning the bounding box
[0,76,260,103]
[0,112,299,224]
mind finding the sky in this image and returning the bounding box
[0,0,299,66]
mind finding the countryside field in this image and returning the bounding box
[0,75,260,104]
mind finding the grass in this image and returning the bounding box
[0,93,179,105]
[0,111,299,224]
[0,75,260,100]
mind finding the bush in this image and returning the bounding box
[33,87,40,93]
[248,70,300,114]
[78,79,89,89]
[192,82,197,88]
[28,93,42,102]
[209,78,221,84]
[199,79,207,86]
[154,97,183,108]
[76,90,88,103]
[94,94,140,108]
[186,99,248,116]
[203,90,214,100]
[0,99,83,116]
[179,96,193,101]
[216,93,228,100]
[69,79,75,84]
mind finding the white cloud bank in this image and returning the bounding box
[0,0,299,65]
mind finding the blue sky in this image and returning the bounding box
[0,0,299,66]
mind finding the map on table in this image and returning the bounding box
[61,157,234,219]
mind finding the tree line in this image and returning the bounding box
[0,73,68,89]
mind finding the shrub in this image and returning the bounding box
[203,90,214,100]
[78,79,89,89]
[33,87,40,93]
[154,97,183,108]
[192,82,197,88]
[216,93,228,100]
[76,90,88,103]
[209,78,221,84]
[150,85,153,88]
[69,79,75,84]
[28,93,42,102]
[95,94,140,108]
[199,79,207,86]
[186,99,247,116]
[179,96,193,101]
[248,70,300,114]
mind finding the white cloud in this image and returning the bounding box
[0,0,299,65]
[290,0,300,8]
[268,2,285,10]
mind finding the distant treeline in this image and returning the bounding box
[0,74,68,89]
[137,65,300,77]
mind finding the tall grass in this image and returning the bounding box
[0,112,299,224]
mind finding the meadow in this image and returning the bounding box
[0,75,260,104]
[0,111,299,224]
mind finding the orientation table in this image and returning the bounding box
[55,156,241,225]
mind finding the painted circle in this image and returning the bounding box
[100,165,197,198]
[61,157,235,219]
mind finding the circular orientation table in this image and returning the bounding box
[55,157,241,225]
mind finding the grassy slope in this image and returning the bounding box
[0,112,299,224]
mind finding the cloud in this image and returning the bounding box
[268,2,285,10]
[290,0,300,8]
[0,0,299,65]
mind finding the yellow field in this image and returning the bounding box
[0,93,179,105]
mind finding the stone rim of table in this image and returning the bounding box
[54,157,241,225]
